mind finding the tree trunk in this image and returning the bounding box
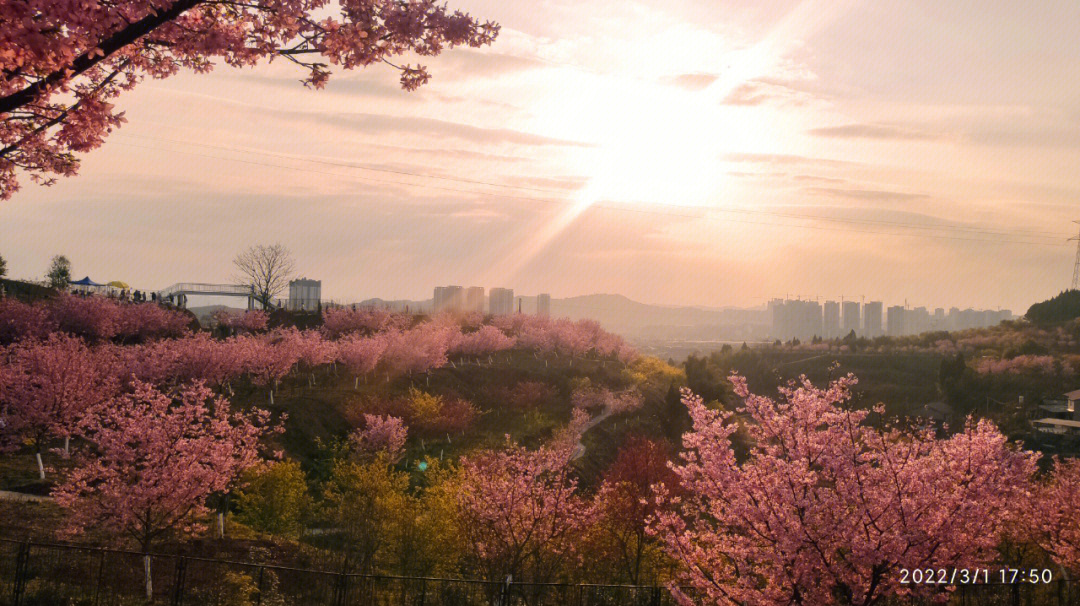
[64,435,70,456]
[354,376,359,390]
[144,554,153,600]
[268,389,274,405]
[218,512,225,538]
[36,452,45,480]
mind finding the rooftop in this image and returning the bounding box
[1033,418,1080,428]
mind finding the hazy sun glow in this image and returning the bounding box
[492,2,841,282]
[581,84,739,207]
[3,0,1077,313]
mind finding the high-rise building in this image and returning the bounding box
[842,301,861,335]
[433,285,464,313]
[947,307,960,331]
[907,306,931,335]
[287,278,321,311]
[769,299,823,341]
[823,301,840,338]
[537,293,551,317]
[887,305,906,336]
[864,301,883,337]
[489,287,514,315]
[933,308,946,330]
[464,286,485,314]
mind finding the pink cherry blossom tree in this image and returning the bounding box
[164,333,245,388]
[1027,457,1080,575]
[337,333,387,388]
[49,294,120,341]
[451,324,515,359]
[1,333,116,478]
[212,309,269,335]
[453,439,589,585]
[0,298,57,344]
[0,0,498,198]
[292,329,336,386]
[321,306,409,339]
[53,381,273,598]
[651,376,1038,606]
[382,323,456,377]
[112,302,190,342]
[240,332,300,404]
[349,414,407,462]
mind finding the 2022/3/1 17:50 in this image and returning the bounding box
[899,568,1055,585]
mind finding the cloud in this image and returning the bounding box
[432,49,550,78]
[662,73,719,91]
[497,175,588,192]
[299,111,594,148]
[805,187,930,202]
[721,82,771,106]
[720,152,858,168]
[792,174,847,184]
[721,79,815,106]
[963,127,1080,149]
[807,123,943,141]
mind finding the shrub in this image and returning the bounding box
[235,460,312,538]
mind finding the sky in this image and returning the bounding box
[2,0,1080,313]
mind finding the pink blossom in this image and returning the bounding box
[0,334,116,470]
[349,414,407,462]
[453,439,589,583]
[321,307,409,339]
[651,375,1037,605]
[52,381,273,551]
[1,0,499,198]
[452,324,515,357]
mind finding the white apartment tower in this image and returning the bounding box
[489,288,514,315]
[465,286,485,314]
[537,293,551,317]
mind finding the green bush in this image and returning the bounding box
[235,460,312,537]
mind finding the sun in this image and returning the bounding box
[576,79,762,210]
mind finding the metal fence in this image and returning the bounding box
[0,540,677,606]
[4,540,1080,606]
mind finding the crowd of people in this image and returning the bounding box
[73,288,157,304]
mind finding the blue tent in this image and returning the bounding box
[70,276,103,287]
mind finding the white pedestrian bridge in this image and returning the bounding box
[157,283,256,308]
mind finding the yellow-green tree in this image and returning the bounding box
[235,460,312,538]
[323,457,409,575]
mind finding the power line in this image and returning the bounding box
[110,139,1071,248]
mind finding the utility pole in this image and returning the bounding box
[1071,220,1080,291]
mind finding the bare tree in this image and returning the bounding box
[233,244,296,309]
